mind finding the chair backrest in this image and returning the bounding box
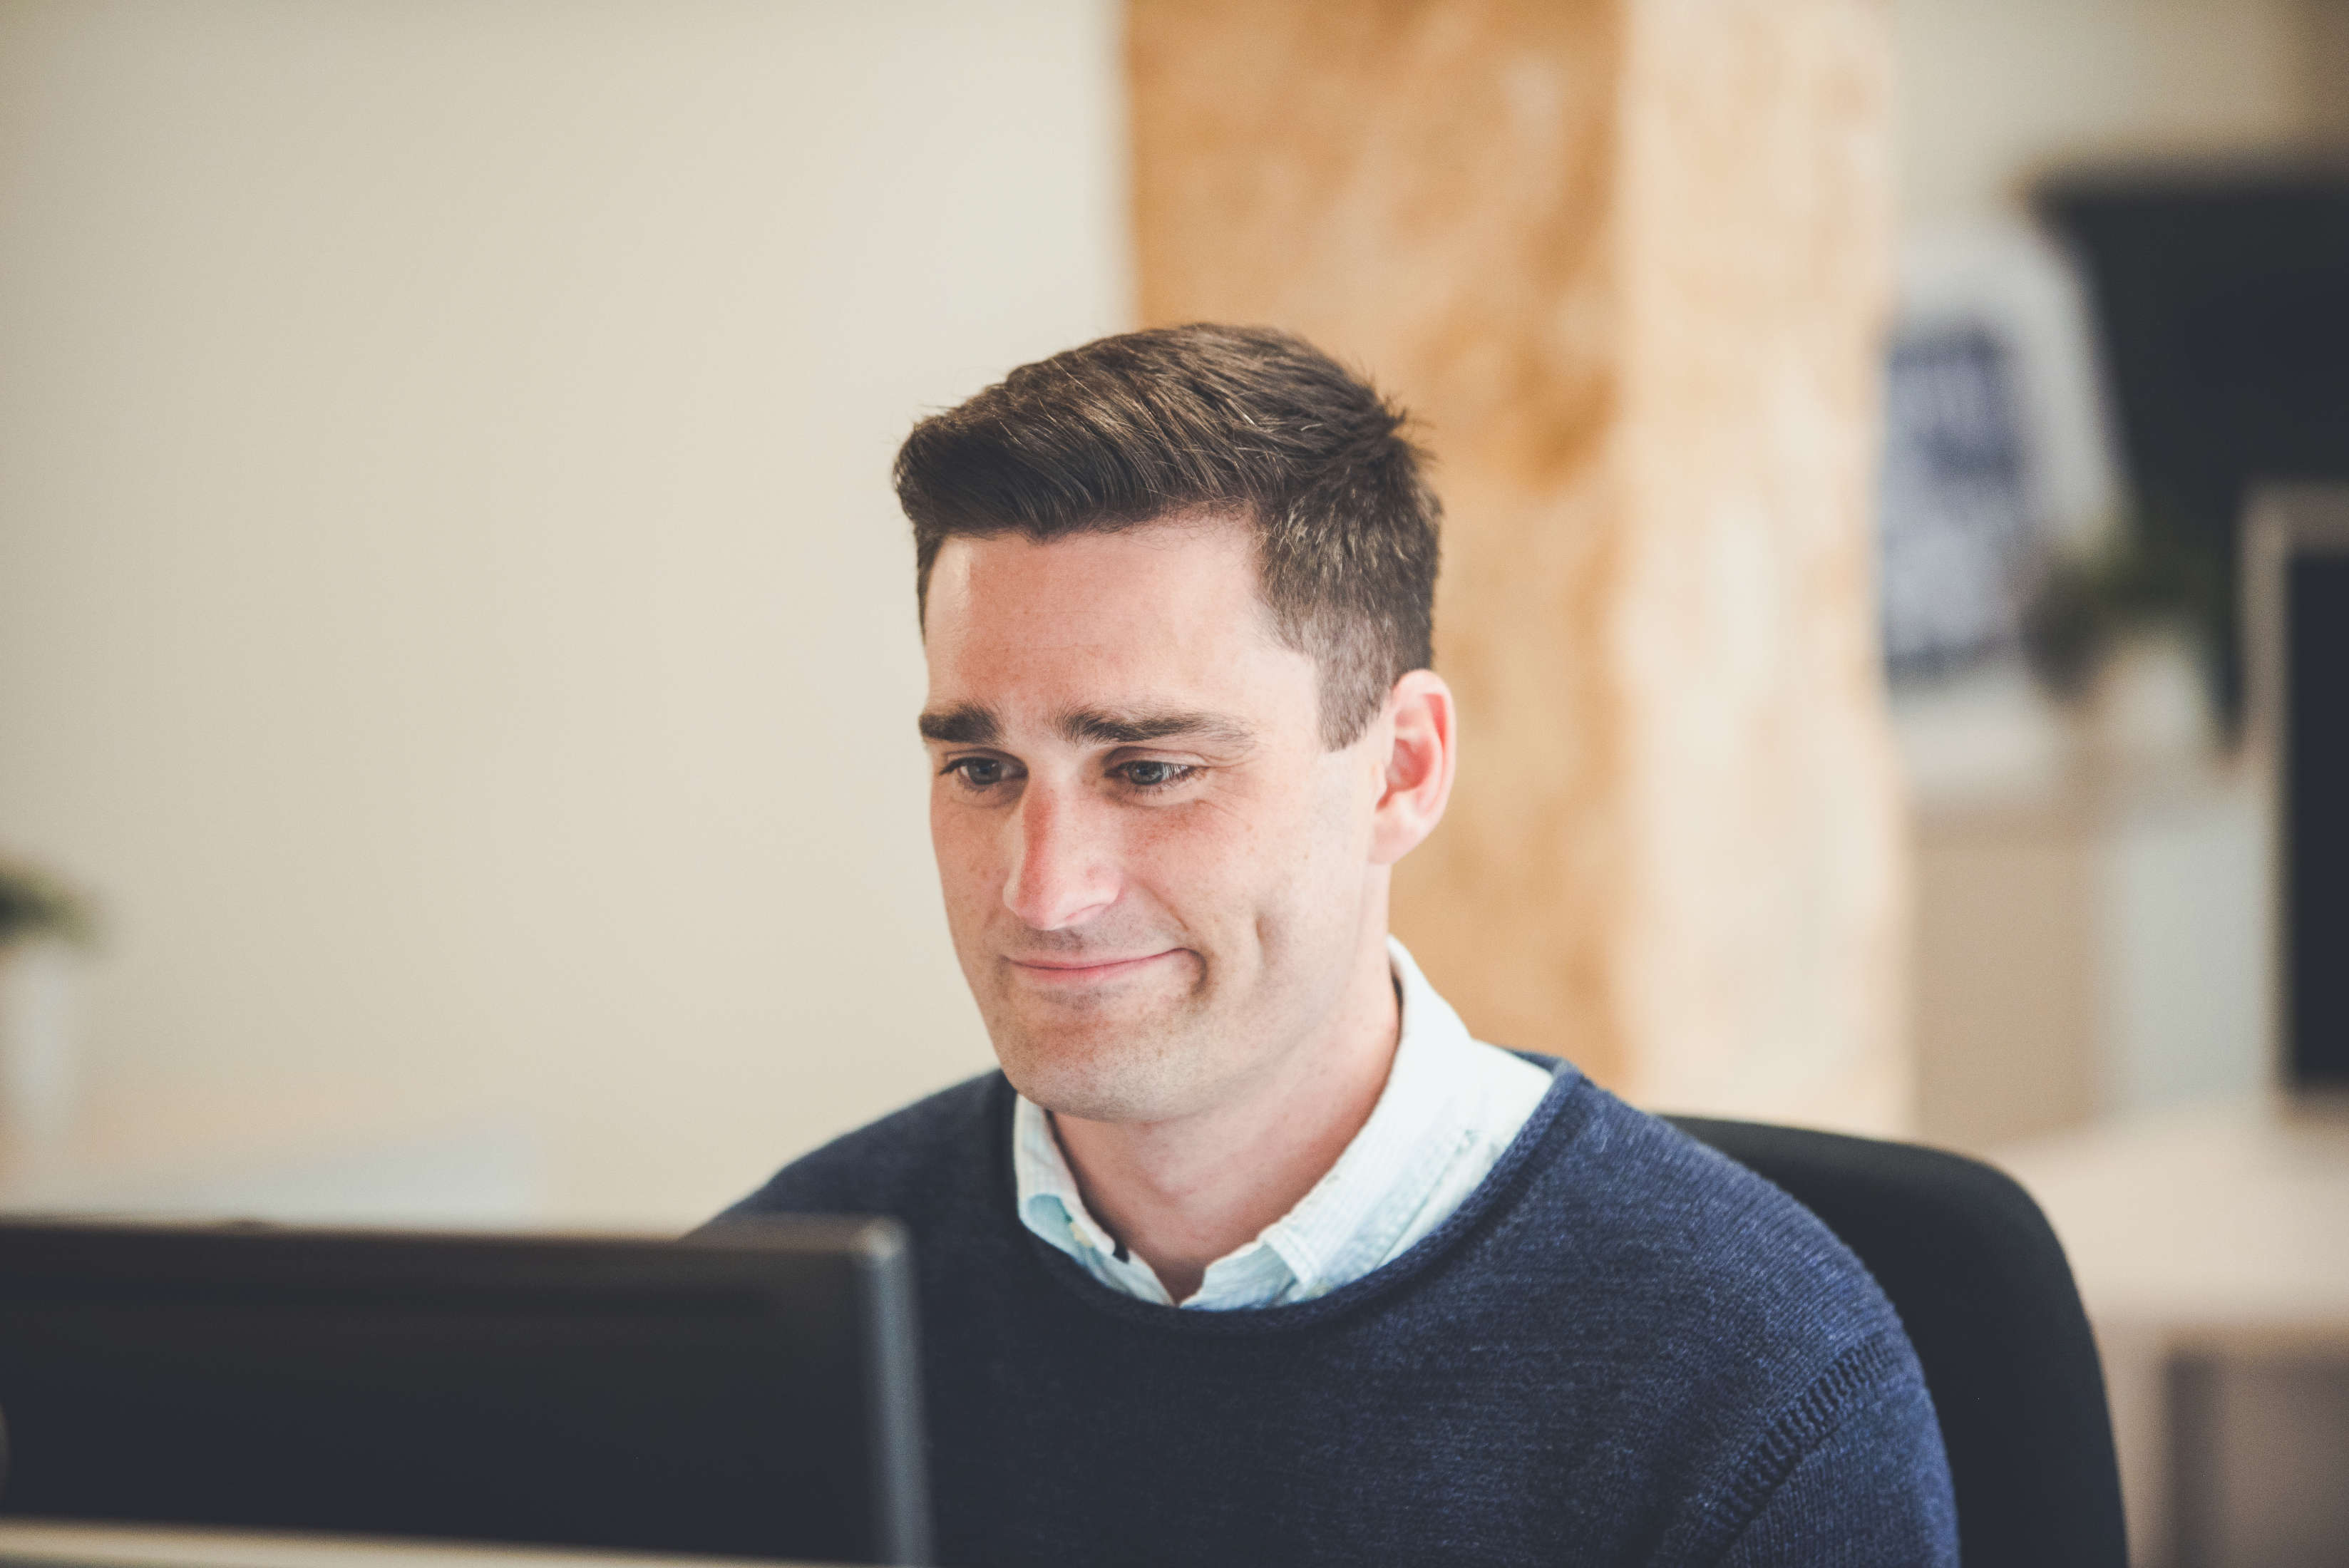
[1665,1116,2128,1568]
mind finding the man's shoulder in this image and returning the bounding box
[1513,1079,1913,1354]
[704,1071,1008,1228]
[1495,1084,1951,1556]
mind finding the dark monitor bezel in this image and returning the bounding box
[0,1215,931,1567]
[2244,483,2349,1098]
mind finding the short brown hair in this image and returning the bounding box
[893,324,1441,748]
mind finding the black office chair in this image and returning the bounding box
[1665,1116,2128,1568]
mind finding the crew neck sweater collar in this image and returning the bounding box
[1005,1052,1583,1334]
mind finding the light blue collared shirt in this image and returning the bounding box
[1012,937,1556,1309]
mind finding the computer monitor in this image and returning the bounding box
[0,1217,930,1567]
[2246,484,2349,1095]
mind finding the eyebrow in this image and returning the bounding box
[1057,708,1255,750]
[918,703,999,745]
[916,703,1255,751]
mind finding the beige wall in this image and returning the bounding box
[1895,0,2314,235]
[0,0,1129,1225]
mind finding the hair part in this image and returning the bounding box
[893,324,1441,748]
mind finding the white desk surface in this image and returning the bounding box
[1993,1094,2349,1346]
[0,1520,836,1568]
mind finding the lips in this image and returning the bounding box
[1004,950,1182,984]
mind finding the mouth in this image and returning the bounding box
[1004,950,1184,986]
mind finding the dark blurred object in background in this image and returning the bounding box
[0,862,91,951]
[2032,167,2349,731]
[2246,487,2349,1095]
[2021,533,2231,705]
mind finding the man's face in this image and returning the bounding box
[920,516,1389,1125]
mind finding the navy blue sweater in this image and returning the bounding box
[714,1061,1959,1567]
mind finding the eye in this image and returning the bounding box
[942,755,1014,790]
[1116,759,1198,791]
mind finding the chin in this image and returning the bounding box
[985,1005,1211,1125]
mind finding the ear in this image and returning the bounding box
[1367,670,1456,867]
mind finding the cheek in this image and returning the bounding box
[928,798,997,915]
[1131,780,1344,929]
[1260,760,1379,913]
[1127,814,1255,909]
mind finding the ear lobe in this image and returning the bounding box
[1368,670,1456,867]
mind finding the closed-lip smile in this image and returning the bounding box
[1006,950,1181,982]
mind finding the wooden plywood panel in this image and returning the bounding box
[1609,0,1906,1129]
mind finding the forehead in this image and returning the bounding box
[921,518,1310,726]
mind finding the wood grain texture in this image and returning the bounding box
[1130,0,1908,1130]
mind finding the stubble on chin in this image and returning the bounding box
[978,972,1217,1125]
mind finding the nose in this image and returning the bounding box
[1002,779,1119,932]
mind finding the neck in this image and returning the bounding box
[1049,928,1401,1303]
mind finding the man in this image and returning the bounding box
[712,325,1958,1566]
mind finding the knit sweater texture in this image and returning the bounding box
[711,1060,1960,1567]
